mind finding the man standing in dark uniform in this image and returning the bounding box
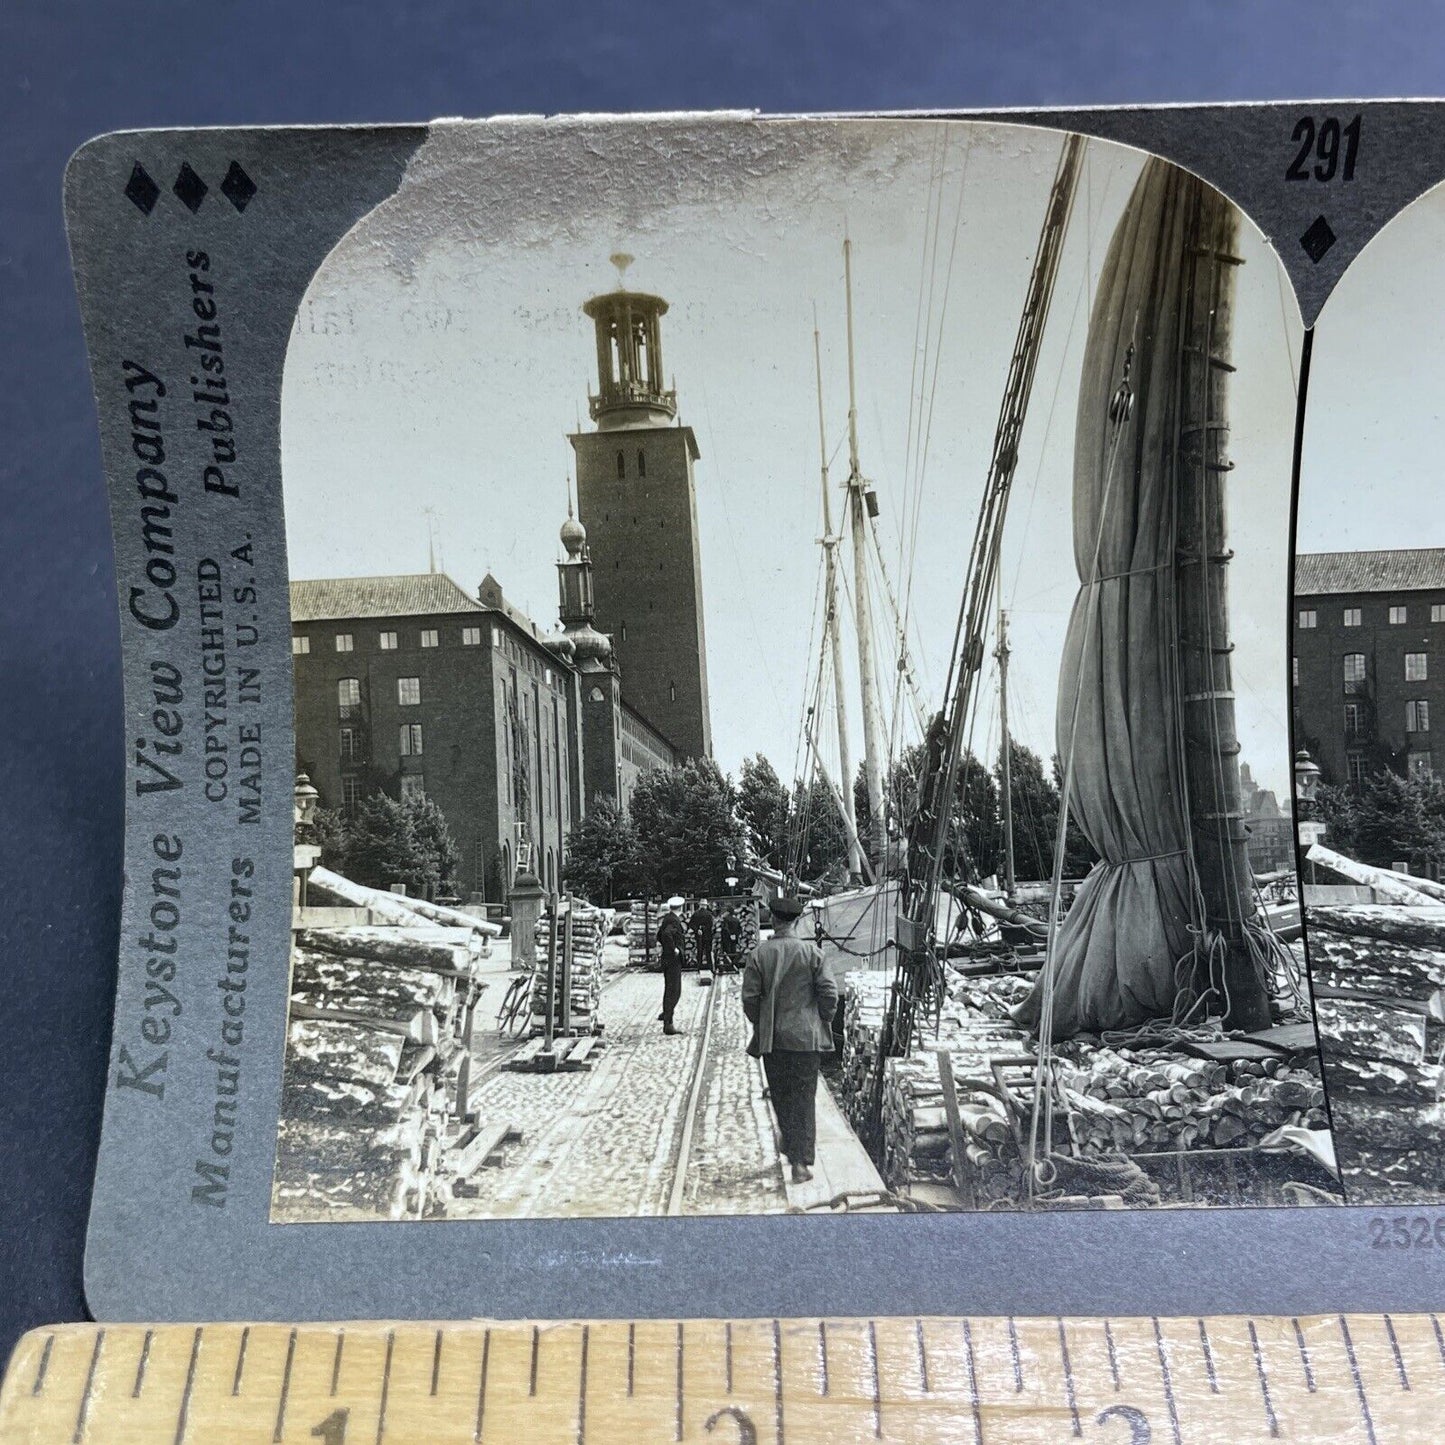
[689,898,716,972]
[742,895,839,1184]
[718,905,743,973]
[656,896,687,1035]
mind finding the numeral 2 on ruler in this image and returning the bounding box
[1287,115,1361,182]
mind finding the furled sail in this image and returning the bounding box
[1016,157,1273,1041]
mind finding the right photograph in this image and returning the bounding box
[1296,179,1445,1206]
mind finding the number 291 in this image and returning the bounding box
[1287,115,1361,183]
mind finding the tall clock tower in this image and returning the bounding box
[568,280,712,760]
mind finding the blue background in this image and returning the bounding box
[3,0,1445,1365]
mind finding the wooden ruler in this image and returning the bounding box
[0,1315,1435,1443]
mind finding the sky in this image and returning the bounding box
[1300,179,1445,554]
[281,117,1302,799]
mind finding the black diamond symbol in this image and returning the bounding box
[220,161,257,213]
[173,163,208,213]
[1299,215,1336,264]
[124,163,160,215]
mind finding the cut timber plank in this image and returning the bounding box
[449,1120,521,1178]
[566,1036,598,1065]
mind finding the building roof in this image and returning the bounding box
[1295,549,1445,597]
[290,573,485,622]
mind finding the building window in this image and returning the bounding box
[1409,751,1434,778]
[1343,653,1366,693]
[616,450,625,480]
[1433,605,1445,624]
[1344,701,1365,736]
[1343,607,1361,628]
[462,626,482,646]
[338,678,361,720]
[1291,656,1299,687]
[397,676,420,706]
[420,629,438,649]
[292,635,310,655]
[1297,609,1317,629]
[335,633,354,652]
[399,722,423,756]
[588,686,604,703]
[1407,652,1429,682]
[341,776,363,814]
[340,726,360,761]
[669,681,677,702]
[1346,752,1366,786]
[400,774,426,802]
[637,449,646,478]
[1390,606,1408,625]
[492,626,503,647]
[379,631,398,650]
[1408,700,1431,733]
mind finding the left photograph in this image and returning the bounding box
[272,117,1335,1223]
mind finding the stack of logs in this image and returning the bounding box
[1307,898,1445,1201]
[532,899,606,1035]
[273,920,491,1221]
[627,900,659,969]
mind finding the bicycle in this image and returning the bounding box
[495,972,534,1039]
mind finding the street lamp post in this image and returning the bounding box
[293,772,321,910]
[1293,749,1325,890]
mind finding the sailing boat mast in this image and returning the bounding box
[844,237,889,867]
[995,600,1016,897]
[815,316,863,881]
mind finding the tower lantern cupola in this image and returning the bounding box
[583,286,676,429]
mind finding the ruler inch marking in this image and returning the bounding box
[1292,1317,1316,1392]
[960,1319,984,1445]
[1197,1318,1219,1395]
[1247,1320,1279,1439]
[133,1328,154,1398]
[915,1317,930,1393]
[530,1324,540,1397]
[1151,1316,1182,1445]
[233,1325,251,1396]
[772,1317,784,1445]
[1339,1316,1379,1445]
[374,1328,395,1445]
[1057,1318,1081,1438]
[1104,1320,1120,1391]
[273,1326,297,1443]
[1008,1316,1023,1392]
[330,1329,345,1397]
[473,1327,491,1444]
[1383,1314,1410,1390]
[70,1327,104,1445]
[675,1321,684,1443]
[626,1322,635,1398]
[431,1327,443,1396]
[725,1321,733,1395]
[817,1320,829,1396]
[31,1333,54,1396]
[867,1319,882,1439]
[576,1324,589,1445]
[174,1327,203,1445]
[1431,1313,1445,1374]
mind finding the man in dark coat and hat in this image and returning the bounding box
[656,896,687,1035]
[742,895,838,1183]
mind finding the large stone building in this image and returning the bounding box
[1293,549,1445,787]
[1239,763,1294,876]
[291,511,677,902]
[569,287,713,760]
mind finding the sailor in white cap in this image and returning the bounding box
[656,896,687,1035]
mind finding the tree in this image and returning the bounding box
[1050,754,1102,878]
[789,775,851,883]
[1323,768,1445,875]
[341,792,459,897]
[999,740,1058,882]
[310,805,351,873]
[628,758,750,897]
[563,795,641,903]
[738,755,792,869]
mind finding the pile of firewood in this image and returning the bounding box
[627,900,659,968]
[532,899,606,1034]
[1307,899,1445,1201]
[272,917,491,1222]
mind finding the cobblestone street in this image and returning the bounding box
[448,970,789,1219]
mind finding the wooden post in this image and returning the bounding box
[561,894,574,1034]
[543,894,558,1055]
[936,1050,973,1209]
